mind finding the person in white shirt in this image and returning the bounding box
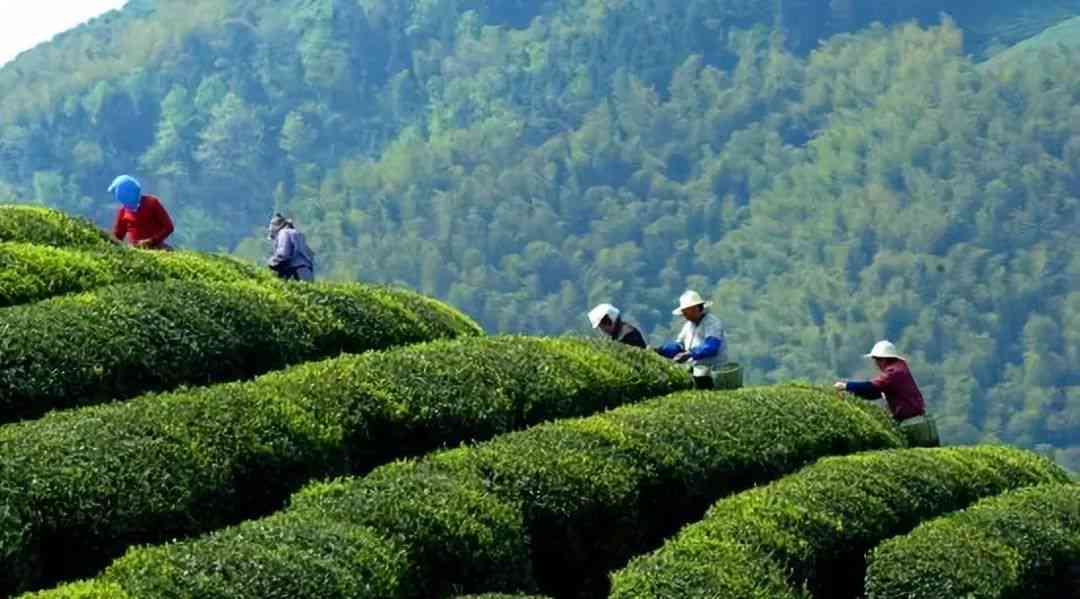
[656,290,727,389]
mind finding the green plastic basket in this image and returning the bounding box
[899,413,940,447]
[714,362,743,390]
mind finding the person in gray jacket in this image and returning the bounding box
[267,213,315,281]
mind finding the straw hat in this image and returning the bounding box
[672,290,712,315]
[588,303,620,328]
[865,340,905,361]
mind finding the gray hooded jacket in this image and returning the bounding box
[269,226,314,276]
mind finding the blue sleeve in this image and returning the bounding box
[845,380,881,400]
[656,341,684,358]
[689,336,723,360]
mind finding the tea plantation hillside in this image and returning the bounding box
[23,397,1080,599]
[0,205,482,422]
[0,203,477,591]
[0,337,691,592]
[2,205,1077,599]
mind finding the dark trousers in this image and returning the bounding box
[272,265,314,281]
[693,375,714,390]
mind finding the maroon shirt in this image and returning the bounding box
[848,360,926,421]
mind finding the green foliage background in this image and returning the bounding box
[0,0,1078,469]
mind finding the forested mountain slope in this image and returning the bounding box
[275,20,1080,469]
[959,0,1080,56]
[0,1,1077,469]
[2,0,1066,246]
[985,15,1080,64]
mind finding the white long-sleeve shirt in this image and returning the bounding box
[676,312,727,367]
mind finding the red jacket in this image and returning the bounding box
[113,195,174,248]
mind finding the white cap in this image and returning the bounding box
[672,290,713,315]
[588,303,620,328]
[865,340,905,361]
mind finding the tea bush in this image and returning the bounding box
[20,581,129,599]
[0,206,113,248]
[609,447,1071,598]
[0,280,479,422]
[0,242,265,307]
[0,338,684,595]
[865,482,1080,599]
[70,385,904,598]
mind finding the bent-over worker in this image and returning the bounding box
[834,340,939,447]
[109,175,175,250]
[588,303,646,348]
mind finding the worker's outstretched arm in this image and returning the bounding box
[844,380,881,400]
[655,341,684,358]
[689,336,724,361]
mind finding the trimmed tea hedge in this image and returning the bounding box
[609,446,1071,599]
[0,279,479,422]
[865,483,1080,599]
[70,385,905,599]
[0,206,112,248]
[21,581,128,599]
[0,338,686,595]
[0,242,266,307]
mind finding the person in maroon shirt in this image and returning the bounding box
[108,175,175,250]
[834,340,939,446]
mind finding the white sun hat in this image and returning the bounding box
[672,290,712,315]
[865,340,905,361]
[588,303,620,328]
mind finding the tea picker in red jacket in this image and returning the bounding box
[834,340,940,447]
[108,175,175,250]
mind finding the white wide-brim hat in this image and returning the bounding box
[865,340,905,361]
[673,290,712,315]
[588,303,620,328]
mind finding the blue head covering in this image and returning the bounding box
[108,175,142,210]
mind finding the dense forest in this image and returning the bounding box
[0,0,1078,471]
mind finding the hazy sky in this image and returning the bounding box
[0,0,127,66]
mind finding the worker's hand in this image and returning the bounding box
[134,238,152,248]
[674,352,692,363]
[833,380,847,391]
